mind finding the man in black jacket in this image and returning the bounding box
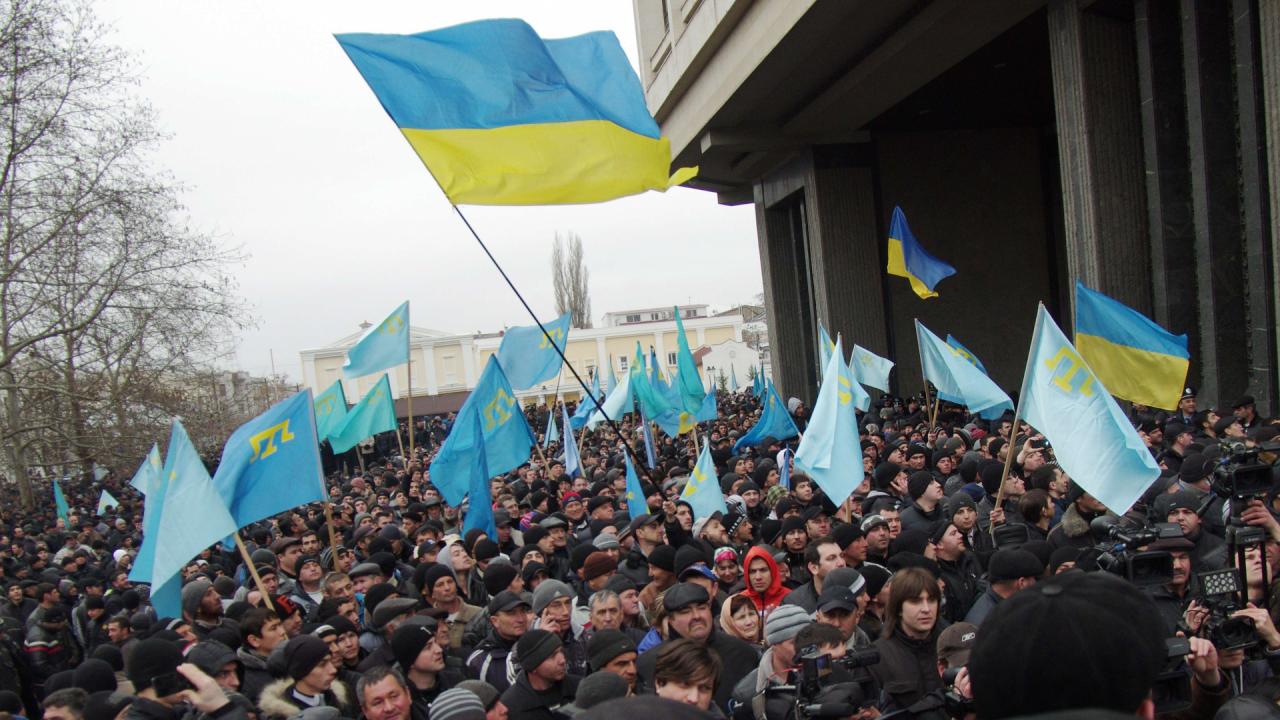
[500,629,580,720]
[390,623,463,720]
[465,591,529,692]
[635,582,760,713]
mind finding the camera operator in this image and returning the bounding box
[969,571,1232,719]
[1163,491,1228,571]
[1144,536,1196,634]
[731,605,811,720]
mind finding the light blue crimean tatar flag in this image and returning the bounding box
[543,408,559,448]
[429,358,535,505]
[624,450,648,517]
[212,391,327,531]
[588,371,632,430]
[1018,304,1161,512]
[570,371,601,430]
[916,320,1013,420]
[327,375,398,454]
[495,312,571,390]
[343,301,410,379]
[946,334,988,375]
[681,440,728,520]
[314,380,349,441]
[818,324,870,410]
[53,480,69,524]
[150,420,237,599]
[461,412,498,540]
[129,444,163,496]
[794,337,864,506]
[851,345,894,393]
[97,490,119,515]
[673,307,707,413]
[733,380,800,453]
[729,366,740,392]
[561,401,583,479]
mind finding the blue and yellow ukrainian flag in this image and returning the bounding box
[1073,281,1189,410]
[335,19,696,206]
[886,206,956,299]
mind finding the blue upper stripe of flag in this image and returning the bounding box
[1075,281,1188,359]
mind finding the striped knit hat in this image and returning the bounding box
[428,689,486,720]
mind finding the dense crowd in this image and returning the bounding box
[3,385,1280,720]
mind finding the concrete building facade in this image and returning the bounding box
[633,0,1279,416]
[298,308,751,415]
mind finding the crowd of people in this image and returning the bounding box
[2,384,1279,720]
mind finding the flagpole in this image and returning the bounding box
[323,502,342,567]
[990,304,1043,538]
[443,203,660,486]
[917,347,934,427]
[407,357,415,458]
[233,531,275,613]
[395,427,406,459]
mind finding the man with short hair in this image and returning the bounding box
[1146,536,1198,634]
[358,665,412,720]
[933,520,982,623]
[41,688,86,720]
[390,623,462,718]
[466,591,529,692]
[899,473,945,532]
[237,607,286,703]
[781,537,845,613]
[290,555,325,620]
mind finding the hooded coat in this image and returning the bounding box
[739,546,788,617]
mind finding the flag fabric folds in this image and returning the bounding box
[818,325,870,410]
[129,444,163,496]
[630,343,694,437]
[606,365,618,395]
[887,206,956,299]
[53,480,69,524]
[794,338,864,506]
[1019,304,1161,512]
[1074,281,1190,410]
[673,308,706,413]
[150,420,238,595]
[587,371,632,430]
[495,313,571,390]
[752,370,764,398]
[461,412,497,540]
[212,391,327,531]
[733,381,800,453]
[335,19,696,206]
[850,345,894,393]
[681,441,728,520]
[640,410,658,469]
[569,372,601,430]
[328,375,398,454]
[343,301,409,379]
[543,409,559,449]
[624,451,648,517]
[429,359,535,505]
[945,335,988,375]
[97,490,119,515]
[560,401,583,479]
[916,321,1013,420]
[314,380,349,441]
[729,366,740,392]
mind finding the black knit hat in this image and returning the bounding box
[587,629,636,672]
[483,563,519,596]
[284,634,331,680]
[647,545,676,573]
[970,572,1166,718]
[125,638,184,691]
[907,471,935,500]
[390,622,434,669]
[516,629,561,673]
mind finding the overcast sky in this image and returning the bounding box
[93,1,761,381]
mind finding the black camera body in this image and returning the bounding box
[1090,519,1182,586]
[1196,567,1259,652]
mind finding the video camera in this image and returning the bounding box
[1194,567,1258,652]
[1089,517,1182,586]
[761,646,881,720]
[1209,441,1280,538]
[1151,637,1193,715]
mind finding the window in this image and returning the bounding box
[619,356,629,371]
[625,314,641,323]
[650,312,662,321]
[441,354,457,383]
[667,352,677,366]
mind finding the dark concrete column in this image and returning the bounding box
[754,153,820,405]
[804,145,893,387]
[1234,0,1278,418]
[1134,1,1196,340]
[1262,0,1280,417]
[1048,0,1151,314]
[1181,0,1251,406]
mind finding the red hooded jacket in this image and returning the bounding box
[740,545,788,614]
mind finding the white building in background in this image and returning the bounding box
[699,339,763,388]
[298,305,752,415]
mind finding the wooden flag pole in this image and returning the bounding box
[356,451,366,475]
[928,393,940,429]
[233,531,275,612]
[323,502,341,564]
[395,426,406,459]
[990,405,1024,538]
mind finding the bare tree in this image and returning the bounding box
[551,232,592,328]
[0,0,248,506]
